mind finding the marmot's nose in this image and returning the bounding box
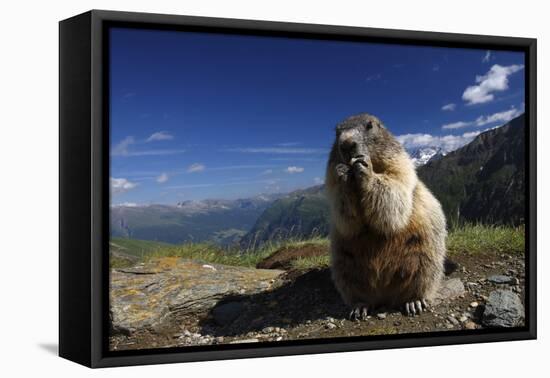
[340,140,358,154]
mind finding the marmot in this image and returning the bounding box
[326,113,447,318]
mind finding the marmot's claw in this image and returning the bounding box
[404,299,428,316]
[349,305,369,321]
[336,163,351,181]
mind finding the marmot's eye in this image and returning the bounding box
[366,123,374,130]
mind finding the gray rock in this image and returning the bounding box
[487,275,516,285]
[110,259,283,332]
[376,312,387,320]
[325,322,337,329]
[212,301,245,326]
[431,278,465,305]
[482,290,524,327]
[447,315,459,325]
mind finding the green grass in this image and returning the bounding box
[110,224,524,270]
[110,237,173,258]
[141,235,329,268]
[290,254,330,270]
[447,224,525,256]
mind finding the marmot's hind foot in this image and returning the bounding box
[403,299,428,316]
[349,304,369,321]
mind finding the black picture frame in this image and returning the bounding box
[59,9,537,368]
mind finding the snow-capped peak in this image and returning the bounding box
[409,146,444,167]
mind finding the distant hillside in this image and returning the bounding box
[110,194,282,245]
[239,185,330,248]
[417,114,525,225]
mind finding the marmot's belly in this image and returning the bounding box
[332,238,432,307]
[356,265,417,307]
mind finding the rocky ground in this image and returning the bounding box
[109,247,525,351]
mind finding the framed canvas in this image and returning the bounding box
[59,10,537,368]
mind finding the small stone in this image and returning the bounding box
[326,317,335,323]
[274,327,281,333]
[376,312,387,320]
[215,336,224,343]
[325,323,337,329]
[183,330,191,337]
[488,275,515,285]
[447,315,459,326]
[459,315,468,322]
[432,278,466,305]
[394,321,402,326]
[469,301,479,308]
[464,321,477,330]
[262,327,275,334]
[276,336,283,341]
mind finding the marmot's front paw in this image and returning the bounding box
[336,163,351,182]
[349,304,369,321]
[403,299,429,316]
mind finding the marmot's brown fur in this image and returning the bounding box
[326,113,446,318]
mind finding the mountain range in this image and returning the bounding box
[110,114,526,247]
[238,114,526,246]
[110,194,283,245]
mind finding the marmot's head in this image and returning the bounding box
[334,113,404,170]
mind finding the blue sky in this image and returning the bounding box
[109,27,525,204]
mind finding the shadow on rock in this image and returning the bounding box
[199,268,347,337]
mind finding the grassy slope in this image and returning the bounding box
[110,238,173,257]
[110,224,524,270]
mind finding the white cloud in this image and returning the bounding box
[475,107,521,127]
[111,136,185,157]
[285,166,304,174]
[112,202,139,207]
[224,147,327,154]
[366,73,382,82]
[462,64,524,105]
[396,131,480,154]
[442,107,522,130]
[111,136,135,156]
[110,177,137,195]
[482,51,492,63]
[276,142,301,147]
[441,103,456,111]
[441,121,473,130]
[156,172,169,183]
[147,131,174,142]
[124,149,186,157]
[187,163,205,173]
[262,169,273,175]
